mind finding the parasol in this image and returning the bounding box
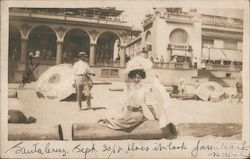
[36,64,75,101]
[195,81,225,101]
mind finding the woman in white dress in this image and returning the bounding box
[98,56,156,131]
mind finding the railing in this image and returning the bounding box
[95,60,193,70]
[10,10,128,25]
[153,62,191,70]
[166,13,193,21]
[96,60,121,67]
[143,16,153,25]
[32,57,56,65]
[205,63,242,71]
[201,14,243,29]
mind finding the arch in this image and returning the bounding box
[63,27,90,41]
[96,31,121,62]
[95,31,121,44]
[169,28,189,44]
[28,25,57,57]
[63,28,90,59]
[9,24,21,60]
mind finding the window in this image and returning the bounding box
[170,29,189,44]
[202,39,214,48]
[224,40,237,50]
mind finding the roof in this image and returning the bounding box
[10,8,124,17]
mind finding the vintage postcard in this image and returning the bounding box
[1,0,249,158]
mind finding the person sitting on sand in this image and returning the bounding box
[8,110,36,124]
[98,57,156,131]
[98,56,176,135]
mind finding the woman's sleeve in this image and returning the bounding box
[119,89,128,112]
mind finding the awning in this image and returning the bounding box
[202,48,225,60]
[202,31,243,40]
[221,49,242,62]
[202,48,242,62]
[171,50,191,57]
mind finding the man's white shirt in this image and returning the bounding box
[72,60,90,78]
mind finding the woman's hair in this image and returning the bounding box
[128,69,146,79]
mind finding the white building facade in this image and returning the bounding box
[126,8,243,71]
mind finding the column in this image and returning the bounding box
[20,38,28,62]
[89,43,96,66]
[56,41,63,64]
[166,44,172,63]
[120,46,126,67]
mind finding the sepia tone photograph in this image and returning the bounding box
[1,0,249,158]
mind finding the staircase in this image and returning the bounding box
[197,69,229,87]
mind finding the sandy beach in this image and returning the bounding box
[8,81,242,140]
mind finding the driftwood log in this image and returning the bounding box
[73,120,176,140]
[72,121,241,140]
[8,124,63,140]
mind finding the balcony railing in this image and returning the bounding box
[10,10,128,25]
[96,60,121,67]
[205,63,242,72]
[153,62,191,70]
[166,13,194,22]
[201,14,243,29]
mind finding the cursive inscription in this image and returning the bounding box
[5,142,43,155]
[191,140,250,158]
[127,142,149,151]
[5,142,67,157]
[45,143,68,156]
[153,142,188,151]
[4,140,250,158]
[103,144,123,159]
[72,144,97,158]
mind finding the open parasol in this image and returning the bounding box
[36,64,75,101]
[195,81,225,101]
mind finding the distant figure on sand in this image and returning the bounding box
[8,110,36,123]
[179,78,186,93]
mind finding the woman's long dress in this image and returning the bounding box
[98,86,149,130]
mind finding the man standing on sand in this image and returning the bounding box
[73,52,93,110]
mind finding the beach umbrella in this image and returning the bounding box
[195,81,225,101]
[36,64,75,101]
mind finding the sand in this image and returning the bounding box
[8,81,242,139]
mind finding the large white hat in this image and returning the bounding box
[125,55,153,73]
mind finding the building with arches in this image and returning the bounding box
[9,8,140,82]
[9,7,244,86]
